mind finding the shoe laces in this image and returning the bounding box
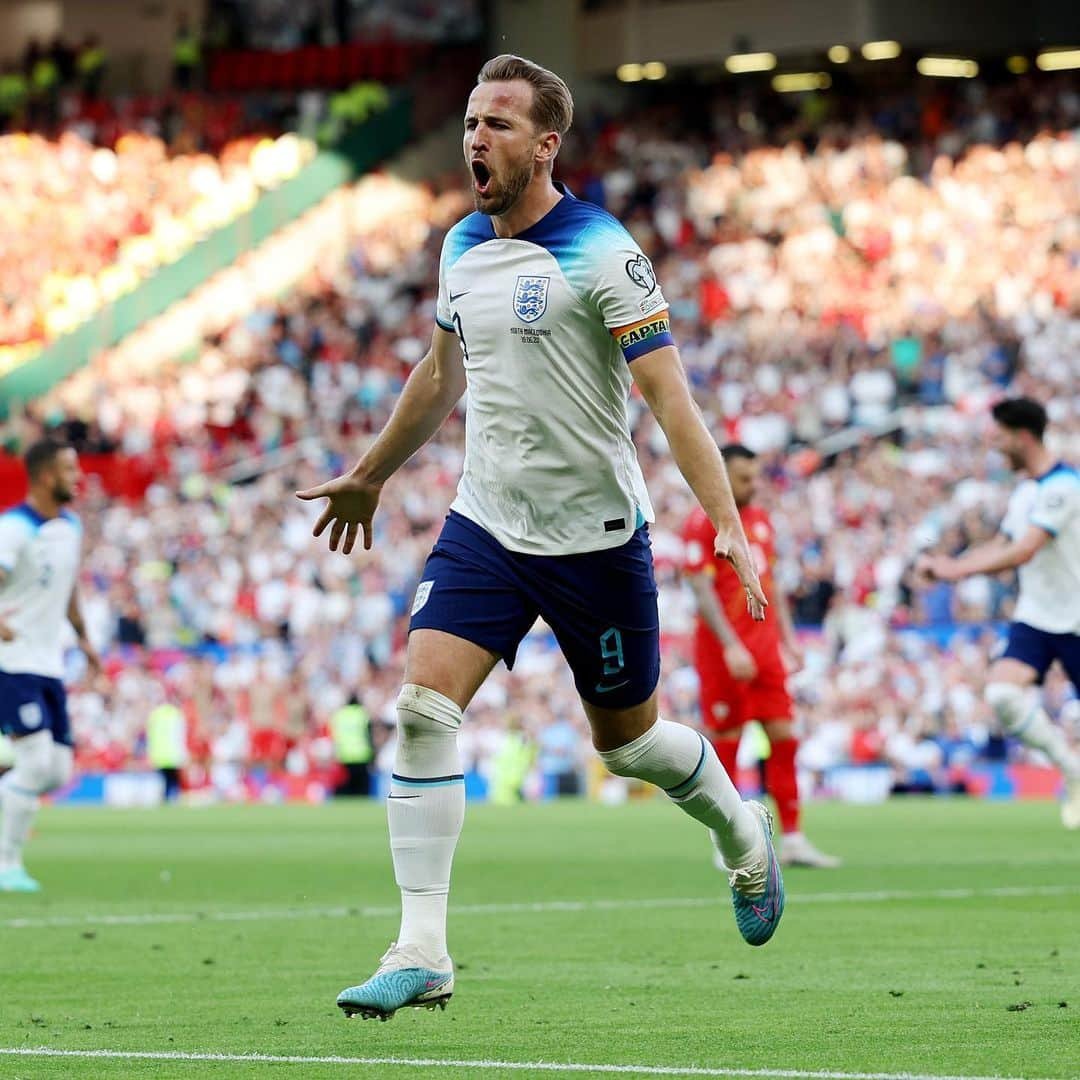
[376,941,446,974]
[728,860,767,898]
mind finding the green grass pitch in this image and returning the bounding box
[0,798,1076,1079]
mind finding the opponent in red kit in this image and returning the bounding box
[682,445,840,868]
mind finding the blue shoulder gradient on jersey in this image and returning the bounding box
[435,197,674,360]
[436,213,494,332]
[0,508,38,572]
[1031,465,1080,537]
[9,504,46,530]
[539,207,674,362]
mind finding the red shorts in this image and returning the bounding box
[695,639,792,734]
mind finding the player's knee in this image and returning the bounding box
[600,740,643,779]
[47,745,74,793]
[10,731,58,794]
[396,683,463,743]
[986,682,1028,733]
[599,719,700,790]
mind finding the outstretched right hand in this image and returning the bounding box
[295,470,383,555]
[0,616,14,642]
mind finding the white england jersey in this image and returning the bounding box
[1000,463,1080,634]
[0,504,82,678]
[436,184,672,556]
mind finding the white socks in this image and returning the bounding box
[0,784,38,872]
[598,719,762,869]
[0,731,73,871]
[388,684,465,962]
[987,682,1080,779]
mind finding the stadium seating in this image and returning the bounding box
[0,122,314,371]
[2,75,1077,797]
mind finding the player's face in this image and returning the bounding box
[50,448,81,504]
[726,457,759,508]
[464,80,544,216]
[991,424,1025,471]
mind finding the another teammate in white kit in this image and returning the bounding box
[299,55,785,1021]
[918,398,1080,828]
[0,439,101,891]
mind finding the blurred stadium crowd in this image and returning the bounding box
[0,127,312,361]
[1,69,1078,797]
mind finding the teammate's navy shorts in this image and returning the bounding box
[0,670,72,745]
[409,511,660,709]
[1001,622,1080,687]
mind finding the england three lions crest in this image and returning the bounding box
[513,275,549,323]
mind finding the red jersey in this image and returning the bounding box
[681,504,781,655]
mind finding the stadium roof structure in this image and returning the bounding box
[578,0,1078,76]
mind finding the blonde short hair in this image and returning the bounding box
[478,54,574,137]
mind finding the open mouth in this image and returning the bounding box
[471,159,492,196]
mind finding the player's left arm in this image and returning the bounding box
[924,526,1050,582]
[67,587,103,677]
[921,476,1075,582]
[631,345,766,618]
[588,228,763,613]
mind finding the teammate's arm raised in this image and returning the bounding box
[297,326,466,554]
[631,345,766,620]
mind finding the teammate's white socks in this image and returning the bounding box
[0,782,39,872]
[388,684,465,962]
[0,731,72,871]
[598,719,762,869]
[987,682,1080,779]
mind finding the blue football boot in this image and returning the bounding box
[726,800,785,946]
[0,866,42,893]
[337,943,454,1021]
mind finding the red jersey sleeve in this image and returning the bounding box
[681,509,715,575]
[743,507,777,584]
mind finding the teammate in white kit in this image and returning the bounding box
[0,439,101,891]
[298,55,785,1021]
[918,398,1080,829]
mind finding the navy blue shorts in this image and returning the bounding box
[1002,622,1080,688]
[410,511,660,709]
[0,670,72,746]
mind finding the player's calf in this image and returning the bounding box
[987,682,1080,822]
[0,731,71,886]
[599,719,783,944]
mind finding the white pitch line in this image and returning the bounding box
[1,884,1077,931]
[0,1048,1059,1080]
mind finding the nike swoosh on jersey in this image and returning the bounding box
[387,794,423,800]
[449,290,470,301]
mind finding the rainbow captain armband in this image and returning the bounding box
[611,312,674,361]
